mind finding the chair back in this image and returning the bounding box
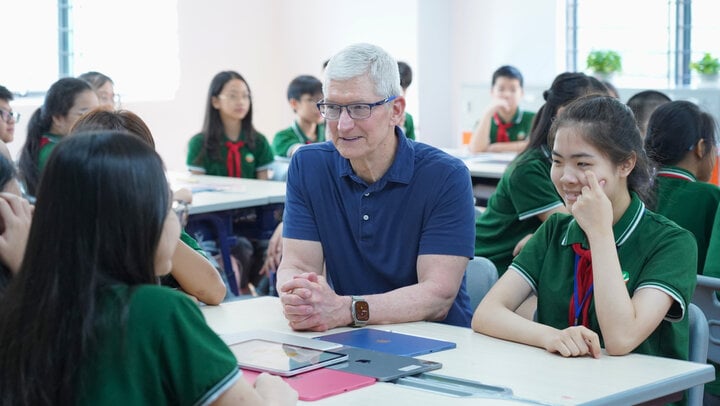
[692,275,720,363]
[687,302,709,406]
[465,256,499,312]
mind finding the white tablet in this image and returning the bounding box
[229,339,349,377]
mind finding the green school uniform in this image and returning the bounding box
[653,166,720,273]
[403,112,416,140]
[475,146,564,274]
[187,131,274,178]
[272,121,326,157]
[77,285,240,405]
[512,193,697,361]
[38,133,62,172]
[489,109,535,144]
[705,203,720,278]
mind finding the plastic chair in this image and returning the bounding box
[693,275,720,364]
[687,302,709,406]
[464,256,499,312]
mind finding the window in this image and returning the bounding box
[1,0,180,101]
[567,0,720,88]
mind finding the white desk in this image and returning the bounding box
[442,149,515,180]
[168,172,286,295]
[202,297,714,405]
[168,172,286,214]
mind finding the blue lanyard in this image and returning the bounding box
[573,253,594,326]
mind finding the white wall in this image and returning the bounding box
[9,0,564,169]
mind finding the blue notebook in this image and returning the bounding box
[316,328,456,357]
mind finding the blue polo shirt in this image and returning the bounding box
[283,128,475,327]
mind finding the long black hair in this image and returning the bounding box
[18,77,93,197]
[521,72,608,160]
[0,131,170,405]
[193,71,259,167]
[548,95,654,203]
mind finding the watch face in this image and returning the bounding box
[354,301,370,321]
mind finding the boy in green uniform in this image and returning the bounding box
[474,97,697,406]
[469,65,535,153]
[187,71,274,179]
[272,75,325,157]
[398,61,416,140]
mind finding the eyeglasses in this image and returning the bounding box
[218,93,251,102]
[97,92,121,107]
[0,109,20,123]
[316,96,397,120]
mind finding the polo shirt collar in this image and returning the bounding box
[337,126,414,185]
[657,166,696,182]
[562,192,645,249]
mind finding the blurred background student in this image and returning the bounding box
[18,77,99,197]
[187,70,274,179]
[272,75,325,158]
[469,65,535,153]
[78,71,118,108]
[398,61,416,140]
[0,85,20,145]
[71,108,227,304]
[626,90,671,139]
[645,100,719,274]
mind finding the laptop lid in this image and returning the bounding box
[328,346,442,382]
[242,368,376,401]
[316,328,456,356]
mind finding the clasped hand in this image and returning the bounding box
[279,272,344,332]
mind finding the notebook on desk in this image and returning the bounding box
[241,368,376,401]
[316,328,456,356]
[327,346,443,382]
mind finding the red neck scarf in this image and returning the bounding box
[39,136,53,148]
[493,113,513,143]
[568,243,594,328]
[225,140,244,178]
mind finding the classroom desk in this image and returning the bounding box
[168,172,286,295]
[203,296,714,405]
[442,150,515,206]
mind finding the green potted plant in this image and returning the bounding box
[586,50,622,81]
[690,53,720,85]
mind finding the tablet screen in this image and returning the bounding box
[230,339,348,376]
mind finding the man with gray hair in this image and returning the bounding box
[277,43,475,331]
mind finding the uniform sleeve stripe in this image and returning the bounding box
[518,201,565,221]
[195,368,242,406]
[509,265,538,295]
[635,283,686,322]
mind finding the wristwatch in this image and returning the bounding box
[350,296,369,327]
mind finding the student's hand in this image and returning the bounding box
[173,187,193,204]
[0,193,32,274]
[253,372,298,405]
[513,234,533,256]
[489,97,511,115]
[543,325,601,359]
[570,171,612,239]
[279,272,346,332]
[260,223,283,276]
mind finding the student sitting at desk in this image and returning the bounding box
[18,77,99,197]
[272,75,325,158]
[0,131,297,405]
[398,61,416,140]
[626,90,671,139]
[475,73,608,279]
[187,70,274,179]
[469,65,535,153]
[71,108,227,305]
[473,96,696,368]
[0,85,19,145]
[277,43,475,331]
